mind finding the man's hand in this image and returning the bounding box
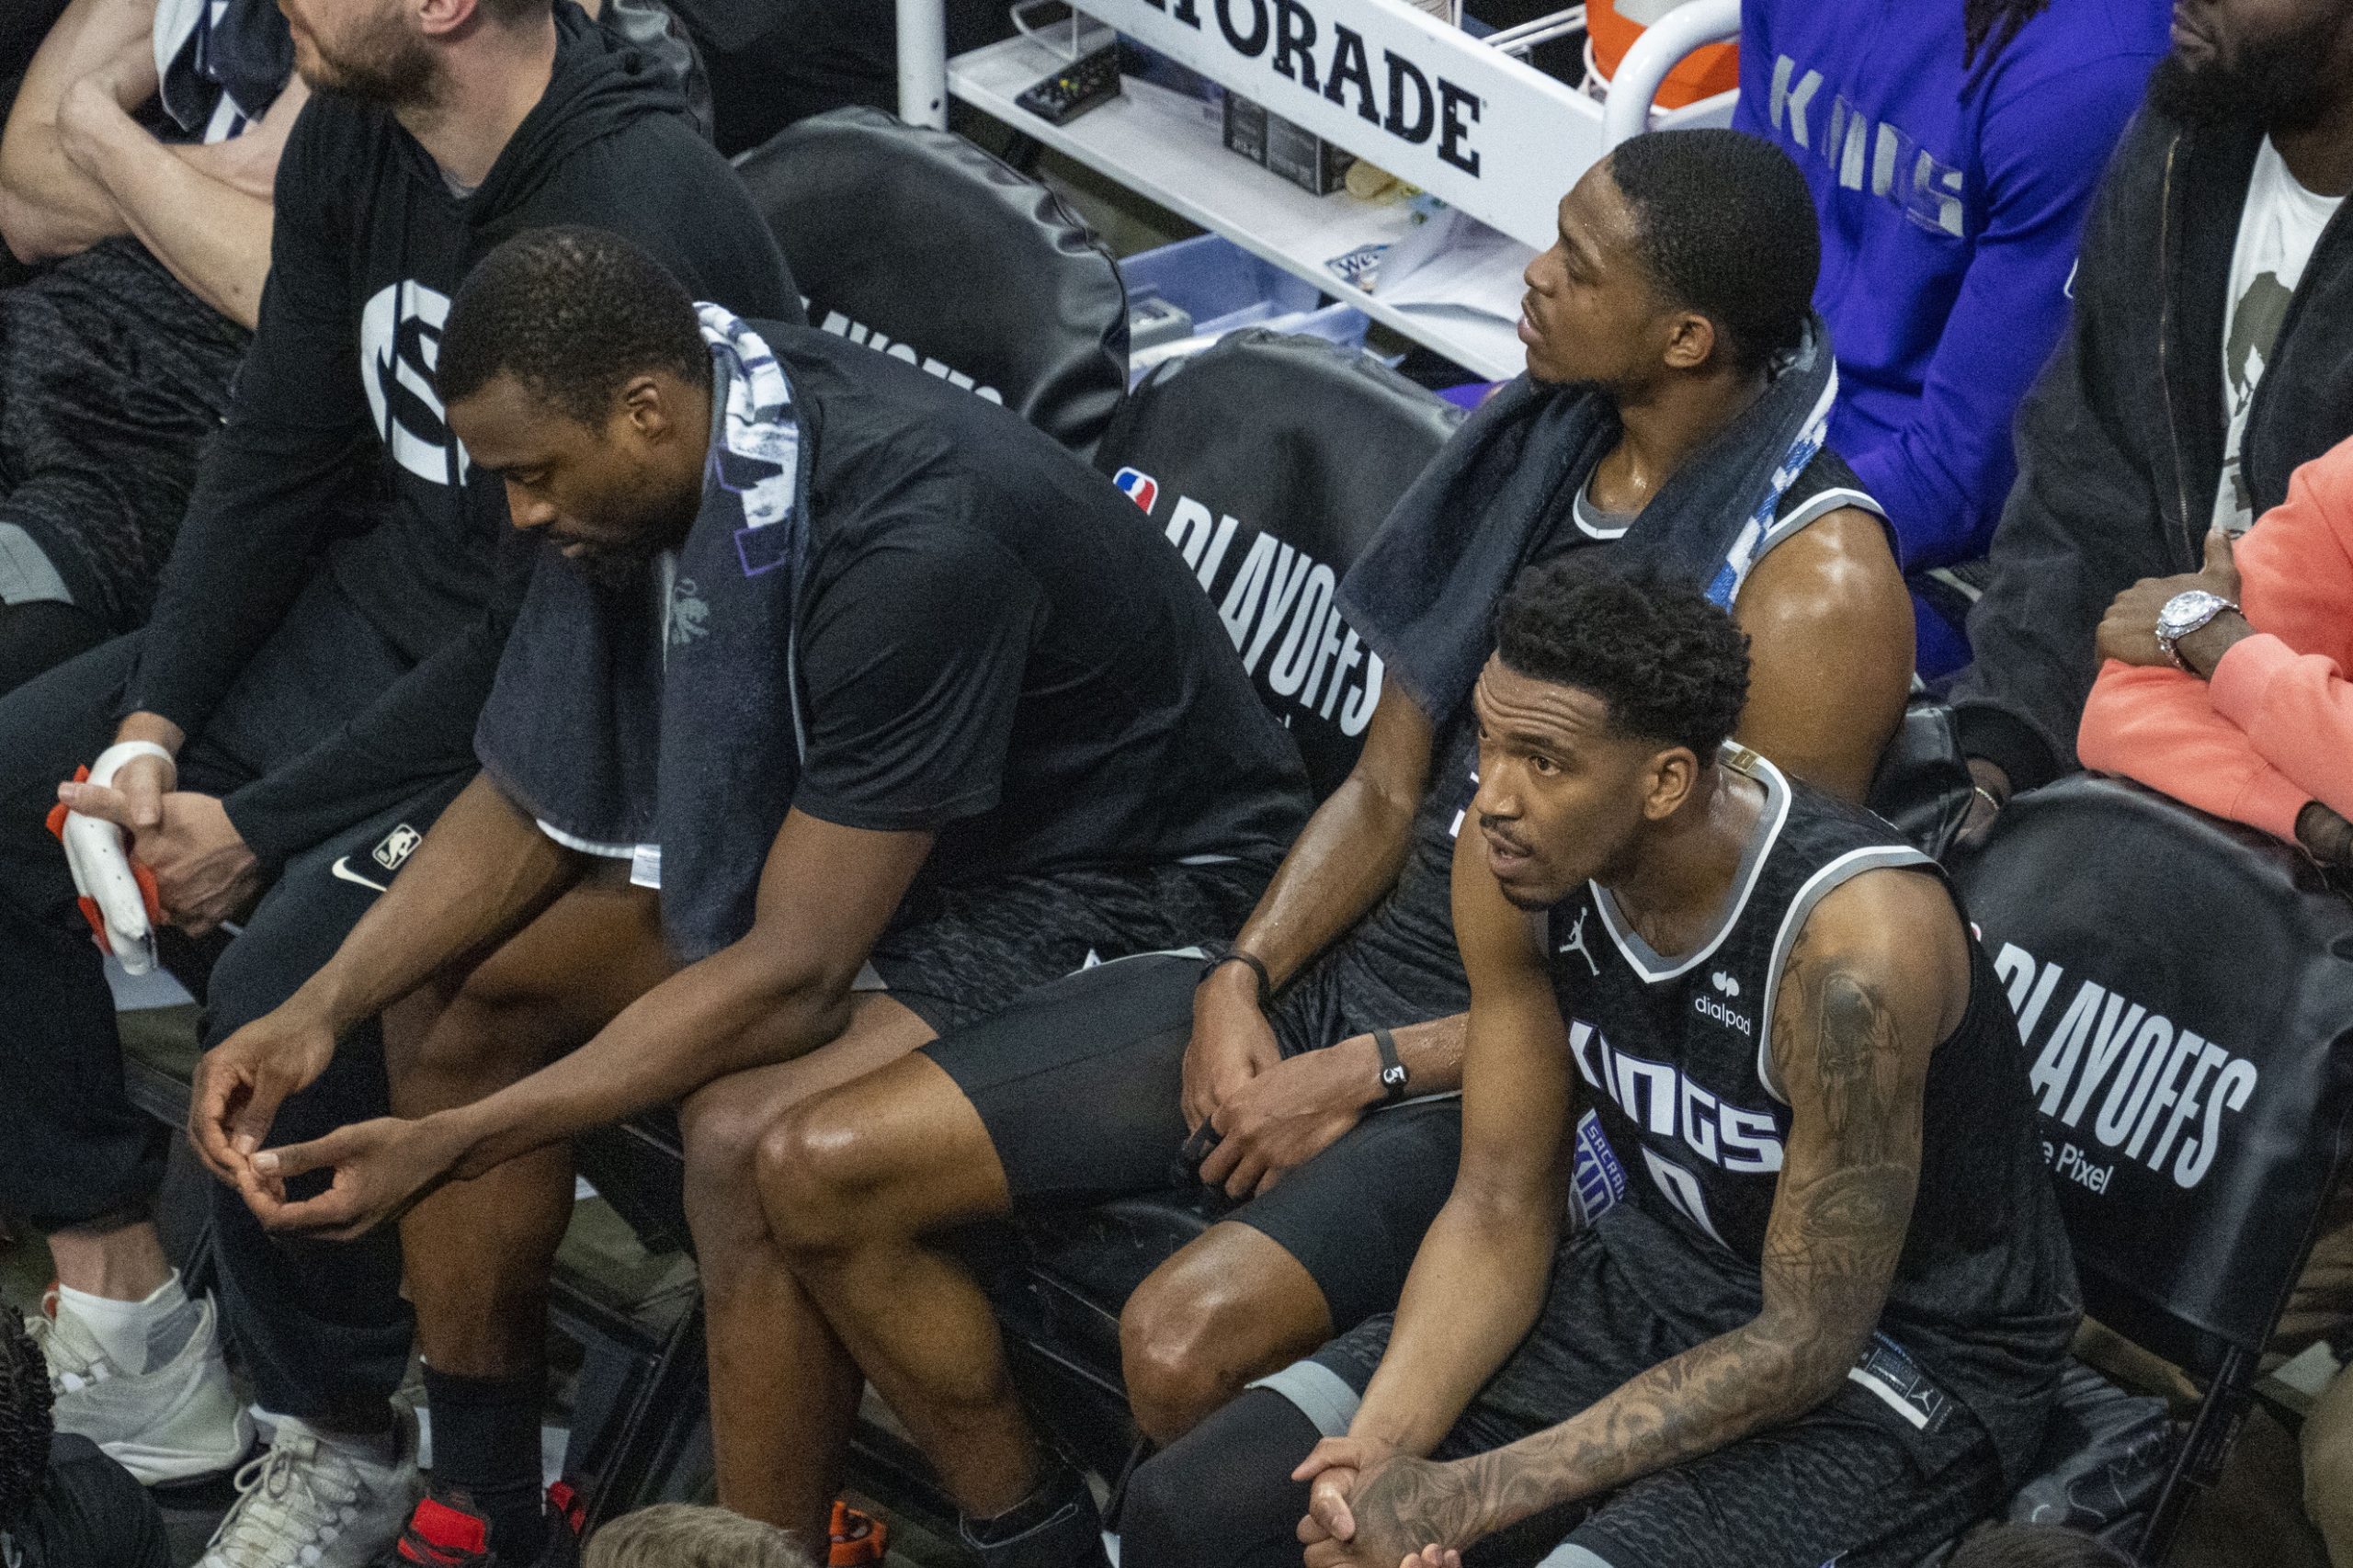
[59,781,259,934]
[190,1003,338,1182]
[178,77,307,201]
[1179,961,1282,1132]
[1199,1036,1379,1198]
[2097,527,2244,671]
[1955,757,2008,851]
[236,1114,470,1243]
[1299,1441,1483,1568]
[60,744,173,832]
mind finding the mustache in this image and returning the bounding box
[1479,815,1533,856]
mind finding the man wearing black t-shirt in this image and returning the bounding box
[745,130,1916,1568]
[0,3,794,1562]
[194,227,1308,1565]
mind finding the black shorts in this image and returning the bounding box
[1257,1224,2003,1568]
[919,949,1463,1327]
[862,859,1269,1036]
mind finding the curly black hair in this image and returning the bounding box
[438,226,709,427]
[0,1312,51,1530]
[1494,561,1750,757]
[1607,129,1819,377]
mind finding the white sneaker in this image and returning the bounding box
[197,1407,423,1568]
[31,1290,254,1484]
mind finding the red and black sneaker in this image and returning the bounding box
[377,1486,581,1568]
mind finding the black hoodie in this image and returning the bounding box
[129,5,797,862]
[1950,105,2353,791]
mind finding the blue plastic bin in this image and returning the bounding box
[1119,233,1374,378]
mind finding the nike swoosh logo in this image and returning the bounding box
[328,857,390,893]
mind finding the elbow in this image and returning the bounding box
[1746,1316,1865,1424]
[0,187,57,267]
[729,944,859,1061]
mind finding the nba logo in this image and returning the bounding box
[1112,467,1159,513]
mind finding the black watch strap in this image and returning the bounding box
[1204,949,1274,1010]
[1373,1025,1408,1106]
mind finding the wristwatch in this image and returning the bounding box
[2154,589,2239,673]
[1372,1026,1409,1106]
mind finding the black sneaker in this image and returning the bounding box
[958,1463,1110,1568]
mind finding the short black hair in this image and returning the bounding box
[1608,129,1820,376]
[0,1312,51,1529]
[1947,1524,2133,1568]
[438,225,708,426]
[1494,560,1750,757]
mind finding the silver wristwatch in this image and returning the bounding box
[2154,588,2239,672]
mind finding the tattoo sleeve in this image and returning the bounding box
[1346,922,1929,1551]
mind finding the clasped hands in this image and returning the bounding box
[1180,966,1381,1199]
[186,997,469,1242]
[1294,1437,1484,1568]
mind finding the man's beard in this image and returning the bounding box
[300,11,436,108]
[2148,14,2346,131]
[570,543,664,594]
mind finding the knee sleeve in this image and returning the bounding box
[1119,1390,1324,1568]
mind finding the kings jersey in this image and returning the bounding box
[1544,746,2079,1478]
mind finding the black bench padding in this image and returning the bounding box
[735,106,1128,453]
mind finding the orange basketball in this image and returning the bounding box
[1586,0,1740,110]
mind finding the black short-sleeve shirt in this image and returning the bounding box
[774,326,1309,884]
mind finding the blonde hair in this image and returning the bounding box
[584,1505,810,1568]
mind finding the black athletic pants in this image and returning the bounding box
[0,571,465,1422]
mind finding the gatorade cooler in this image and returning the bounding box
[1586,0,1738,109]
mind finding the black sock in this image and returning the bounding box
[420,1364,548,1562]
[966,1458,1097,1547]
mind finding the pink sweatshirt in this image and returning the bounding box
[2078,435,2353,843]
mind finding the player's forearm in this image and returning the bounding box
[71,108,270,326]
[440,940,857,1175]
[1391,1011,1466,1091]
[1453,1313,1853,1539]
[1348,1189,1559,1457]
[0,112,125,259]
[296,777,577,1033]
[1225,772,1421,989]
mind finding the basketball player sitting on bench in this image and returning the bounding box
[1120,563,2081,1568]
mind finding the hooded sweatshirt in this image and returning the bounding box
[1950,107,2353,792]
[1733,0,2165,576]
[127,4,797,862]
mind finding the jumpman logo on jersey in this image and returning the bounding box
[1558,906,1599,977]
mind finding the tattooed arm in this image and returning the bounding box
[1312,868,1969,1568]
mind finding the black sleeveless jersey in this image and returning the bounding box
[1546,748,2078,1478]
[1310,451,1880,1042]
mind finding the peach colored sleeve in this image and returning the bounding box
[2209,633,2353,822]
[2077,660,2311,842]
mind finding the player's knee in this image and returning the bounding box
[1121,1268,1255,1443]
[1118,1429,1254,1568]
[756,1100,892,1260]
[679,1095,782,1264]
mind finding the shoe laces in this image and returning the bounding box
[24,1309,111,1395]
[202,1435,368,1568]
